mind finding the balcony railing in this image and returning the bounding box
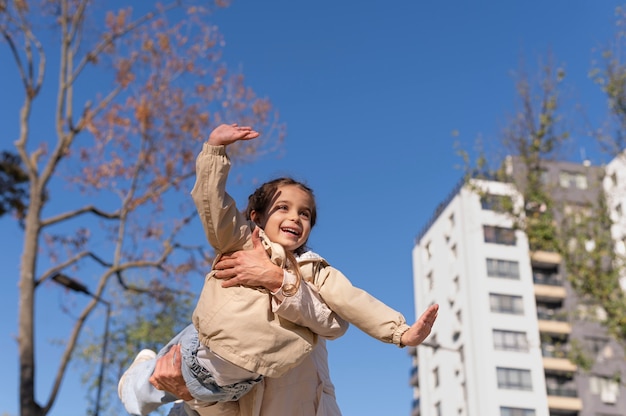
[411,398,421,416]
[537,310,568,322]
[541,344,569,358]
[410,366,419,387]
[532,272,563,286]
[547,386,578,397]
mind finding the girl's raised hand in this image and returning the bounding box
[207,123,260,146]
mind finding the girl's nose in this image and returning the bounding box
[289,210,301,222]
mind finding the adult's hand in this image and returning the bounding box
[149,345,193,401]
[214,227,284,293]
[400,304,439,347]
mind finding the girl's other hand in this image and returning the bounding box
[401,303,439,347]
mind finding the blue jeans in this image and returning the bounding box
[120,324,261,416]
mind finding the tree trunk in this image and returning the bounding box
[19,185,44,416]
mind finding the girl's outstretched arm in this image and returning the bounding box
[400,304,439,347]
[207,123,259,146]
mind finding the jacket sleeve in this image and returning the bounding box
[190,143,251,254]
[315,266,410,346]
[272,280,349,340]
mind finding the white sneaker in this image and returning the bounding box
[118,349,157,399]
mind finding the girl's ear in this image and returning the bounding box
[250,210,262,225]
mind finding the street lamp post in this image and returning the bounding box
[51,273,111,416]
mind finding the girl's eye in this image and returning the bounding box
[300,211,311,219]
[277,205,288,211]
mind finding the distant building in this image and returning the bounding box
[410,155,626,416]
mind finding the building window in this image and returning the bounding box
[486,258,520,279]
[426,271,434,291]
[451,243,457,258]
[434,402,442,416]
[563,203,592,224]
[585,336,613,361]
[483,226,516,245]
[490,293,524,315]
[496,367,532,391]
[493,329,528,352]
[500,407,535,416]
[424,241,432,260]
[433,367,439,387]
[559,171,588,189]
[590,376,619,404]
[481,194,512,212]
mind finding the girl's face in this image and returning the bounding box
[252,184,313,253]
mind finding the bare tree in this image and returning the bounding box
[578,4,626,347]
[500,56,569,253]
[458,55,570,252]
[1,1,284,415]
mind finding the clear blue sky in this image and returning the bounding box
[1,1,623,415]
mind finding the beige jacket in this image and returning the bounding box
[191,145,317,378]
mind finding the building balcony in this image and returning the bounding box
[547,385,578,398]
[537,319,572,335]
[533,272,564,286]
[541,341,569,358]
[534,284,567,299]
[546,395,582,412]
[411,398,420,416]
[531,250,562,265]
[537,308,568,322]
[410,365,419,387]
[543,357,577,373]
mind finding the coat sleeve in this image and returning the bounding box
[190,143,252,254]
[272,280,349,340]
[315,266,410,346]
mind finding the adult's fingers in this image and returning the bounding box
[251,227,262,249]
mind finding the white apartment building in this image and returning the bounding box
[410,157,626,416]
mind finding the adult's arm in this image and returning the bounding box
[149,345,193,401]
[214,228,349,340]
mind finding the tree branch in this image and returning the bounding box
[68,2,180,86]
[43,294,98,414]
[41,205,121,228]
[36,251,114,287]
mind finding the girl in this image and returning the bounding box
[118,124,438,416]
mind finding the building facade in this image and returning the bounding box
[410,157,626,416]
